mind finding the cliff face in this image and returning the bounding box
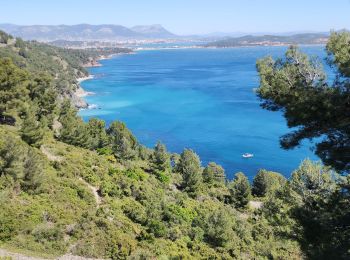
[71,88,89,108]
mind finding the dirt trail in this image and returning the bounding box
[78,177,101,207]
[40,145,62,162]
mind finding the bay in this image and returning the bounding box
[80,46,331,179]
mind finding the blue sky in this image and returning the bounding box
[2,0,350,34]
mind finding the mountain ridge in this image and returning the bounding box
[204,33,330,47]
[0,23,177,41]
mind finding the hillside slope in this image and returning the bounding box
[0,30,131,108]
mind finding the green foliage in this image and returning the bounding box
[256,32,350,172]
[252,169,286,197]
[86,118,108,149]
[28,75,58,123]
[203,207,235,247]
[288,160,350,259]
[151,141,171,173]
[0,58,30,116]
[57,100,91,148]
[0,129,44,192]
[228,172,251,208]
[0,30,12,44]
[150,142,171,183]
[20,108,44,147]
[107,121,138,160]
[178,149,202,195]
[124,168,148,181]
[327,31,350,77]
[202,162,225,185]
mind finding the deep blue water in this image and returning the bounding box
[80,46,331,179]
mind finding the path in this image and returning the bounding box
[78,178,101,207]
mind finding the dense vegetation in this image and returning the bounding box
[0,31,349,259]
[0,30,131,107]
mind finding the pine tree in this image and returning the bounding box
[203,162,225,185]
[252,170,286,197]
[256,31,350,172]
[114,136,136,160]
[228,172,251,208]
[58,100,91,148]
[87,118,108,149]
[152,141,171,173]
[178,149,202,194]
[0,138,25,181]
[107,121,138,160]
[20,108,44,148]
[0,58,30,118]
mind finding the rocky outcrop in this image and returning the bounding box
[71,89,89,108]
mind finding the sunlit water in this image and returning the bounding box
[80,46,332,179]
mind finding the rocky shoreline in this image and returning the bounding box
[72,52,134,109]
[72,54,122,109]
[71,76,94,109]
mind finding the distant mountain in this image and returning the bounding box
[0,23,178,41]
[130,24,176,38]
[204,33,330,47]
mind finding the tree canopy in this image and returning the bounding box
[256,31,350,173]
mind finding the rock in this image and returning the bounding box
[70,87,89,109]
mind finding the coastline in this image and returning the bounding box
[76,75,95,97]
[72,76,94,109]
[73,54,118,108]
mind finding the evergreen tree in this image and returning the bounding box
[0,137,42,192]
[87,118,108,149]
[29,75,58,123]
[20,108,44,147]
[115,136,136,160]
[0,138,25,181]
[151,141,171,173]
[178,149,202,194]
[22,148,44,192]
[256,31,350,172]
[0,58,30,118]
[228,172,251,208]
[204,208,235,247]
[288,160,349,259]
[252,169,286,197]
[107,121,138,160]
[58,100,91,148]
[203,162,225,185]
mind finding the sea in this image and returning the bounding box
[80,45,332,179]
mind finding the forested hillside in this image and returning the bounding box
[0,30,131,108]
[0,31,349,259]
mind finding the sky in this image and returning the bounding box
[1,0,350,35]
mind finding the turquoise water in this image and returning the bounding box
[80,46,330,179]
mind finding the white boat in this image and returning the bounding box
[242,153,254,158]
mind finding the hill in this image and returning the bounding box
[130,24,176,38]
[0,30,131,108]
[204,33,329,47]
[0,23,178,41]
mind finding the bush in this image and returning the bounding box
[252,169,286,197]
